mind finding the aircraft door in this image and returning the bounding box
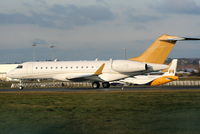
[26,63,33,75]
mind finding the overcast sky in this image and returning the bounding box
[0,0,200,63]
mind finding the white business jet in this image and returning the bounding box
[7,34,200,89]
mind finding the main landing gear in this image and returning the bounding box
[92,82,100,89]
[92,82,110,89]
[102,82,110,88]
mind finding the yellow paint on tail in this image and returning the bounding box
[129,34,179,64]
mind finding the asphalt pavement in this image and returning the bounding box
[0,86,200,92]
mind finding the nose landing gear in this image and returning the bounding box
[19,86,24,90]
[18,81,24,90]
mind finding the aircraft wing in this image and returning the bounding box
[52,64,105,82]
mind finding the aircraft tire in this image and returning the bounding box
[102,82,110,88]
[92,82,100,89]
[19,86,24,90]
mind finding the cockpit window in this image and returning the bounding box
[16,65,23,69]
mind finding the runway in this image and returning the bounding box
[0,86,200,92]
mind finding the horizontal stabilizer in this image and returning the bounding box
[161,37,200,41]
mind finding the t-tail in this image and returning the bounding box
[129,34,200,64]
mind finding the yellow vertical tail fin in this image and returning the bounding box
[129,34,178,64]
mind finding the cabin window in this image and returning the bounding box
[46,67,48,69]
[76,66,78,69]
[51,67,53,69]
[41,67,43,69]
[66,67,68,69]
[86,66,88,68]
[16,65,23,69]
[60,67,63,69]
[81,66,83,69]
[56,67,58,69]
[35,67,38,69]
[71,67,73,69]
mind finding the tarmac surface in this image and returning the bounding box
[0,86,200,92]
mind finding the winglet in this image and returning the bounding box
[95,63,105,75]
[162,60,173,72]
[162,59,178,76]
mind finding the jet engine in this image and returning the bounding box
[111,60,168,73]
[111,60,147,73]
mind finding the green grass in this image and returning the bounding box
[0,90,200,134]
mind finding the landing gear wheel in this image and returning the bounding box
[92,82,100,89]
[19,86,24,90]
[102,82,110,88]
[19,81,24,90]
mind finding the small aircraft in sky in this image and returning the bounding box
[7,34,200,89]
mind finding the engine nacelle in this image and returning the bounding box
[111,60,146,73]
